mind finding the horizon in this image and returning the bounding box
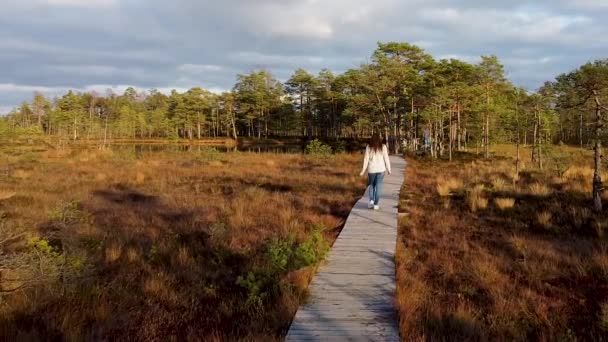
[2,0,607,114]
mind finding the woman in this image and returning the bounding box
[359,133,392,210]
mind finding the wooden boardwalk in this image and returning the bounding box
[287,156,405,342]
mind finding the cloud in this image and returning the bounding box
[178,64,223,73]
[7,0,118,7]
[0,0,607,109]
[46,0,118,7]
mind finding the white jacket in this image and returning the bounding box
[360,145,391,175]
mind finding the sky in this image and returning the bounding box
[1,0,607,114]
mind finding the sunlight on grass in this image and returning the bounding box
[495,197,515,210]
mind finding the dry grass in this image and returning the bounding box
[104,243,123,263]
[467,186,488,212]
[0,190,16,201]
[0,143,363,340]
[398,147,608,340]
[564,165,594,181]
[529,182,551,196]
[495,197,515,210]
[436,177,463,197]
[537,211,553,229]
[491,175,507,191]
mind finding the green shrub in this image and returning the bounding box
[28,237,61,258]
[267,237,294,272]
[236,270,278,308]
[294,227,329,268]
[236,225,330,308]
[305,139,332,155]
[332,140,347,153]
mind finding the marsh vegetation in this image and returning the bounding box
[0,142,363,340]
[396,145,608,340]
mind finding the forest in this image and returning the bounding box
[4,42,607,156]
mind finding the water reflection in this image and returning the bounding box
[110,143,304,156]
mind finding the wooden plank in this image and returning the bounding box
[286,156,405,341]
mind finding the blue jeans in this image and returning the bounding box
[368,172,385,205]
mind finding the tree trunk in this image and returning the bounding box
[532,111,538,163]
[580,111,584,149]
[484,85,490,159]
[457,99,462,151]
[103,114,109,149]
[448,108,453,162]
[197,115,201,140]
[87,104,93,140]
[231,112,238,142]
[384,125,390,154]
[537,107,543,170]
[265,108,269,138]
[515,99,520,184]
[593,91,603,212]
[73,113,77,141]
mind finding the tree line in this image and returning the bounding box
[3,42,606,154]
[2,42,608,208]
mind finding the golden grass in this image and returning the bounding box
[126,247,141,263]
[491,176,506,191]
[537,211,552,229]
[105,244,122,263]
[436,176,463,197]
[398,146,608,340]
[564,165,594,180]
[467,186,488,212]
[529,182,551,196]
[135,172,146,184]
[0,143,363,340]
[176,246,193,267]
[12,169,30,179]
[495,197,515,210]
[0,190,16,201]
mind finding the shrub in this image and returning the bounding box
[266,227,329,272]
[305,139,332,156]
[236,270,276,308]
[332,140,347,153]
[28,237,61,258]
[294,228,329,268]
[237,225,330,308]
[267,237,293,272]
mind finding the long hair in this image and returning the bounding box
[369,133,383,153]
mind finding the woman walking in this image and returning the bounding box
[360,133,392,210]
